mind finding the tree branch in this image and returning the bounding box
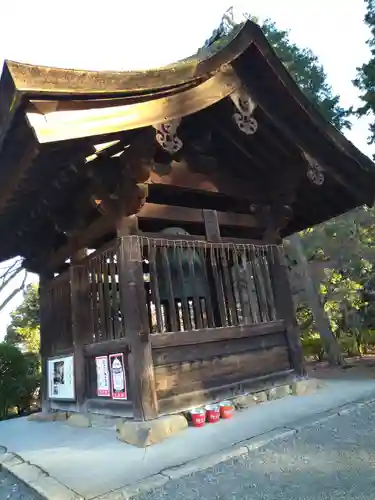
[0,271,28,312]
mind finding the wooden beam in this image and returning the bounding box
[83,338,130,358]
[46,215,114,272]
[151,320,285,349]
[138,203,261,228]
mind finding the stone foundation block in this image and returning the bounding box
[268,384,291,400]
[117,414,188,447]
[291,378,322,396]
[233,394,257,410]
[253,391,268,403]
[66,413,91,428]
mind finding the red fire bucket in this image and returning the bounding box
[190,409,206,427]
[219,401,234,419]
[205,404,220,423]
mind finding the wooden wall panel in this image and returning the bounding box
[154,343,291,400]
[153,331,287,366]
[158,370,295,415]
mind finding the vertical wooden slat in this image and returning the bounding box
[244,248,261,322]
[251,247,269,322]
[220,246,238,326]
[102,253,112,339]
[149,243,163,333]
[161,245,178,332]
[203,210,227,327]
[261,250,277,321]
[188,247,203,330]
[118,234,158,420]
[239,249,255,323]
[210,247,228,326]
[89,260,100,342]
[109,250,121,339]
[232,247,248,324]
[175,247,191,331]
[97,257,107,341]
[197,247,215,328]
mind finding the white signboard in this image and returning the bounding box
[95,356,110,397]
[48,355,75,400]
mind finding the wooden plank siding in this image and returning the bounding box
[152,321,291,412]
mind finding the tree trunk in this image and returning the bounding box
[287,234,345,366]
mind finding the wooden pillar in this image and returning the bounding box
[203,209,221,242]
[117,217,158,420]
[270,246,305,376]
[39,273,53,414]
[263,206,305,377]
[70,255,92,411]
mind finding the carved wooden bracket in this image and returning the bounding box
[303,152,325,186]
[230,88,258,135]
[152,118,183,154]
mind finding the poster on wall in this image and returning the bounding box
[95,356,110,397]
[109,353,127,400]
[48,355,75,400]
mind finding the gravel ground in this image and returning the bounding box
[138,402,375,500]
[0,470,40,500]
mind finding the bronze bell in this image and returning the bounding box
[155,227,209,301]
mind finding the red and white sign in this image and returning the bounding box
[95,356,110,397]
[109,353,127,400]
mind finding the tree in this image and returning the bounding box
[287,234,346,365]
[5,284,40,354]
[354,0,375,147]
[261,20,351,130]
[0,343,39,419]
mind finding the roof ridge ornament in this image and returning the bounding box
[303,152,325,186]
[230,89,258,135]
[153,119,183,154]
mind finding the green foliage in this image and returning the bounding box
[5,283,40,354]
[354,0,375,146]
[261,21,351,131]
[0,344,40,419]
[295,205,375,359]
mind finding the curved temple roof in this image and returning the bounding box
[0,20,374,265]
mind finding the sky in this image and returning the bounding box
[0,0,373,338]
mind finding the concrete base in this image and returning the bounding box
[1,374,375,500]
[28,411,68,422]
[117,415,188,447]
